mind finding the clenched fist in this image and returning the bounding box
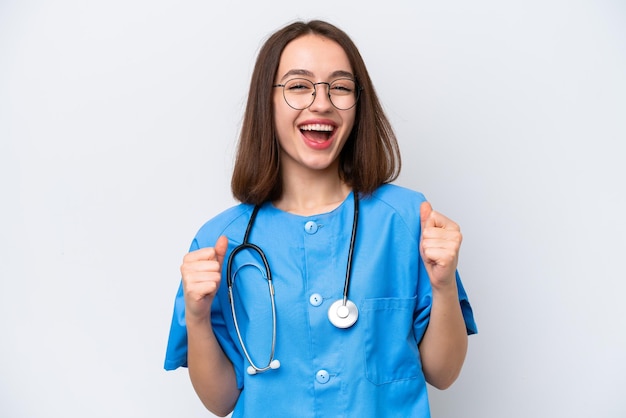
[181,236,229,322]
[419,202,462,290]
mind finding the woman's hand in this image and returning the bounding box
[181,236,229,322]
[419,202,462,290]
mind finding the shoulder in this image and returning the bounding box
[192,204,253,249]
[361,184,427,233]
[367,184,426,213]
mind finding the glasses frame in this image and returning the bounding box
[273,77,362,110]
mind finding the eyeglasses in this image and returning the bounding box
[273,78,361,110]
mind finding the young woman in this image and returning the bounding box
[165,20,477,417]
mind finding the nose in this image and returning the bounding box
[309,82,333,111]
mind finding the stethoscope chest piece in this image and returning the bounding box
[328,299,359,328]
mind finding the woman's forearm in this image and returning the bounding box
[418,280,468,390]
[186,316,240,417]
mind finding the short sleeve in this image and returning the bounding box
[456,270,478,335]
[163,280,189,370]
[413,263,477,344]
[163,238,200,371]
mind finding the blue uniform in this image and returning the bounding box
[165,184,477,417]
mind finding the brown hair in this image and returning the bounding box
[231,20,401,205]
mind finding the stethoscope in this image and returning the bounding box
[226,193,360,375]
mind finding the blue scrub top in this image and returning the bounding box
[165,184,477,417]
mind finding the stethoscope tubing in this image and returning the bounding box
[342,194,359,305]
[227,193,360,374]
[226,206,279,374]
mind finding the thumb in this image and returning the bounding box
[420,201,433,233]
[214,235,229,266]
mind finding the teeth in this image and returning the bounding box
[299,124,334,132]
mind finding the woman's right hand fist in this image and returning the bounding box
[181,235,229,322]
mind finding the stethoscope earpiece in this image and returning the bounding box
[246,359,280,375]
[270,359,281,369]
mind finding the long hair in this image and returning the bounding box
[231,20,401,205]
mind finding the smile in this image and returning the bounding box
[299,123,335,143]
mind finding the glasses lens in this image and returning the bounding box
[282,79,315,110]
[329,78,358,110]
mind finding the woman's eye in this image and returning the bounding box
[286,80,313,92]
[330,79,356,94]
[331,85,354,94]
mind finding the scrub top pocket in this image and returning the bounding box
[361,296,422,385]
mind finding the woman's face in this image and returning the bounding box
[273,34,356,178]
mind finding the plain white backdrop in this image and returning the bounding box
[1,1,625,417]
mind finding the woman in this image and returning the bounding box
[165,20,477,417]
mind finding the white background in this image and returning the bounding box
[1,1,625,417]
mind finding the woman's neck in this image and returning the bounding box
[273,170,351,216]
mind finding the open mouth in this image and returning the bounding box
[299,123,334,142]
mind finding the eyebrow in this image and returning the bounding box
[279,69,355,81]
